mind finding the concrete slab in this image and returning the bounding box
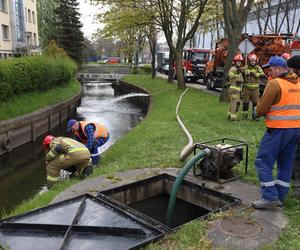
[52,168,288,249]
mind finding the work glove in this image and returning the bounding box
[38,186,49,195]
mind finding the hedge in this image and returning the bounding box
[131,64,152,74]
[0,55,77,101]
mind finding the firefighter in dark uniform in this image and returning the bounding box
[242,54,265,120]
[228,54,244,121]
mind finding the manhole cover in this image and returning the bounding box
[218,218,262,238]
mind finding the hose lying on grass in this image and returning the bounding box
[176,88,195,161]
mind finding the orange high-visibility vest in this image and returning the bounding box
[265,78,300,128]
[75,121,108,144]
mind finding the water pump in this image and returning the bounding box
[193,138,248,183]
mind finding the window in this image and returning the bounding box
[25,7,27,21]
[32,11,35,24]
[33,33,36,46]
[28,9,31,22]
[26,32,32,45]
[15,0,25,41]
[0,0,7,12]
[2,25,9,40]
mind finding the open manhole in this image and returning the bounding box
[218,218,262,238]
[100,174,241,229]
[0,194,164,250]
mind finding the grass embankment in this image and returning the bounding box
[3,75,299,249]
[0,79,81,121]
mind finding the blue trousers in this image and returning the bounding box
[90,134,110,165]
[255,128,300,201]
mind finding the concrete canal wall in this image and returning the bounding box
[0,79,151,156]
[0,88,82,155]
[116,80,151,115]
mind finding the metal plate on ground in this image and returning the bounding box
[0,194,165,250]
[218,218,262,238]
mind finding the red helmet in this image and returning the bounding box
[233,54,244,62]
[43,135,55,150]
[281,53,291,60]
[248,54,258,61]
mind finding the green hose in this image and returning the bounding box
[166,150,209,227]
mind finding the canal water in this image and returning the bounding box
[0,81,146,215]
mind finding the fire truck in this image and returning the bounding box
[177,48,210,82]
[204,34,294,90]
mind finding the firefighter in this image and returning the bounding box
[227,54,244,121]
[67,119,109,166]
[43,135,92,187]
[242,54,265,120]
[252,56,300,209]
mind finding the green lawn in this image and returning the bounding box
[0,79,81,121]
[2,75,299,249]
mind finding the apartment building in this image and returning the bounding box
[0,0,39,58]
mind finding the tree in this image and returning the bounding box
[92,0,158,77]
[220,0,254,101]
[54,0,84,62]
[150,0,208,89]
[198,0,223,48]
[37,0,56,48]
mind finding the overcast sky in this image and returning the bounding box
[78,1,101,38]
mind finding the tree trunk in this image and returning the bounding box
[175,50,186,89]
[151,43,156,78]
[168,50,175,83]
[219,32,240,102]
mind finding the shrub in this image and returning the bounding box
[131,64,152,75]
[0,55,77,101]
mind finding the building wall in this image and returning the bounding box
[24,0,38,49]
[195,1,300,49]
[0,0,39,57]
[0,0,13,56]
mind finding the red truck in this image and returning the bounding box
[179,48,210,82]
[204,34,294,90]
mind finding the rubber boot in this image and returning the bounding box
[252,104,259,121]
[242,103,249,120]
[81,166,93,179]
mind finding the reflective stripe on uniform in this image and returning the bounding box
[244,83,259,88]
[260,181,275,187]
[266,115,300,120]
[69,147,89,153]
[275,179,290,187]
[229,86,242,91]
[269,105,300,111]
[91,152,100,157]
[47,175,59,182]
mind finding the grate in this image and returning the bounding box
[218,218,262,238]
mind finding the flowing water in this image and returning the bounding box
[0,81,146,215]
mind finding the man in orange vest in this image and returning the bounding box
[67,119,110,166]
[252,56,300,209]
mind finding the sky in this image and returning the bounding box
[78,1,101,38]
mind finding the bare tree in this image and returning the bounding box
[150,0,208,89]
[220,0,254,101]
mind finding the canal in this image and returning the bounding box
[0,81,146,215]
